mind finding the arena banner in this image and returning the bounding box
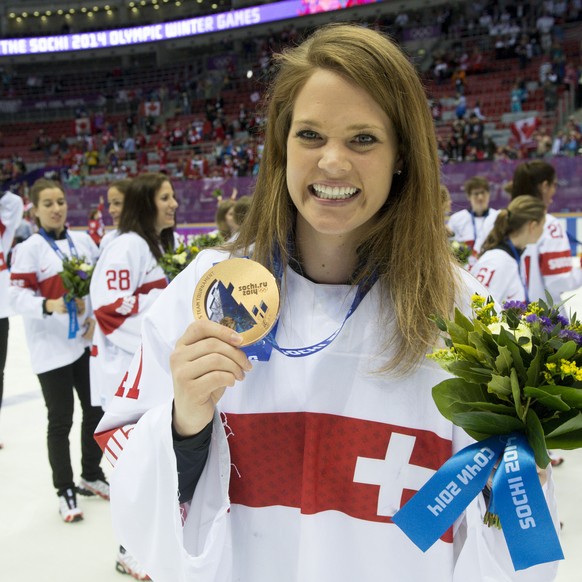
[0,0,379,57]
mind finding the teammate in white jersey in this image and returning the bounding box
[9,179,107,523]
[0,189,23,448]
[505,161,582,306]
[96,25,559,582]
[90,172,177,580]
[472,196,546,303]
[447,176,499,268]
[99,179,131,251]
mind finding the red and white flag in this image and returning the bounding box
[143,101,161,117]
[74,117,91,136]
[510,116,541,144]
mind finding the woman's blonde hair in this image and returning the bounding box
[481,196,546,253]
[231,24,458,373]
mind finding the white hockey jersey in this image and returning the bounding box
[99,228,119,252]
[96,249,559,582]
[448,208,499,268]
[471,248,528,304]
[90,231,167,408]
[0,191,23,318]
[9,230,98,374]
[523,214,582,305]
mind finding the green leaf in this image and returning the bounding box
[432,378,488,421]
[494,346,513,375]
[453,308,475,332]
[544,411,582,438]
[447,322,469,346]
[431,314,448,332]
[487,374,512,401]
[467,331,496,364]
[523,386,571,412]
[451,411,525,435]
[444,361,492,384]
[510,368,524,419]
[527,384,582,409]
[454,344,483,363]
[466,401,517,414]
[525,409,551,468]
[498,328,527,380]
[547,341,578,364]
[526,347,542,387]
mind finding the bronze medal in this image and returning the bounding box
[192,258,280,347]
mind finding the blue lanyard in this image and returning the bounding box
[38,228,81,339]
[264,248,378,358]
[506,239,529,304]
[38,228,78,262]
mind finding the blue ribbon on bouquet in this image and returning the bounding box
[64,296,80,339]
[392,432,563,571]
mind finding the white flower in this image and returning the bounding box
[488,321,532,353]
[173,251,188,265]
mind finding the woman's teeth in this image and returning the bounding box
[312,184,358,200]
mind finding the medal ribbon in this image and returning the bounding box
[265,248,378,358]
[39,228,80,339]
[392,432,562,571]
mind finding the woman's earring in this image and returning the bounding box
[395,170,402,175]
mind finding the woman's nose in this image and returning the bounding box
[317,143,351,174]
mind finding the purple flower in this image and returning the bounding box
[559,329,582,345]
[76,270,88,280]
[556,314,569,327]
[539,316,556,334]
[503,301,527,312]
[526,314,539,324]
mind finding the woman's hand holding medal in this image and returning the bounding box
[170,319,253,438]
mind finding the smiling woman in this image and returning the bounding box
[97,25,560,582]
[9,178,106,525]
[89,172,177,578]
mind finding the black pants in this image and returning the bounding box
[37,349,104,493]
[0,318,8,414]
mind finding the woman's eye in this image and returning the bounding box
[297,130,319,140]
[353,134,377,145]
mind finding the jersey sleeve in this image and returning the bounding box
[537,218,582,303]
[95,250,233,582]
[90,236,165,354]
[0,191,24,252]
[9,239,44,319]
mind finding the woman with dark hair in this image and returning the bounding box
[90,172,177,579]
[100,178,132,250]
[472,196,546,303]
[97,26,558,581]
[9,178,106,522]
[90,172,176,409]
[508,160,581,304]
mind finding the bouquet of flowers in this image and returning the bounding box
[159,232,224,280]
[450,240,472,266]
[59,256,94,301]
[428,294,582,469]
[392,294,575,569]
